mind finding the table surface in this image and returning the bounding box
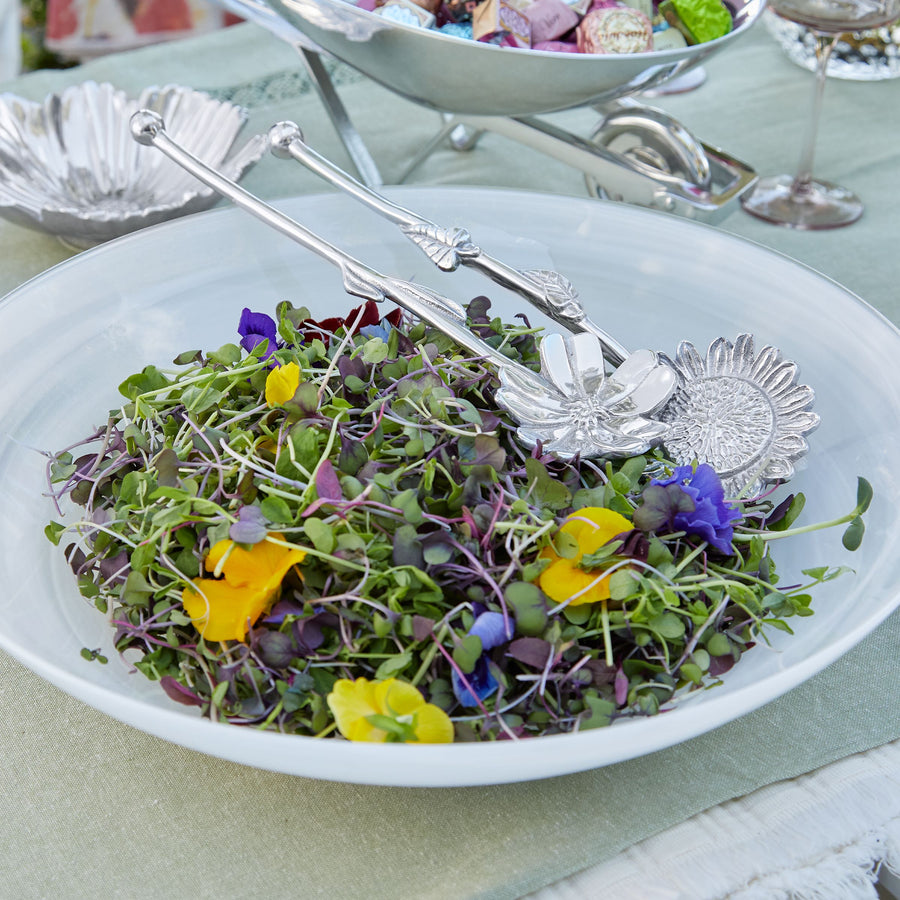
[1,20,899,900]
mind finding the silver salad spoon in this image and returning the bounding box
[131,110,671,460]
[264,122,820,497]
[267,120,633,368]
[131,111,818,493]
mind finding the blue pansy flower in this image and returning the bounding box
[238,308,279,361]
[649,463,742,554]
[359,322,393,342]
[451,611,513,707]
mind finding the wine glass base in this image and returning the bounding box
[741,173,864,230]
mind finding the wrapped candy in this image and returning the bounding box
[355,0,732,53]
[577,4,652,52]
[523,0,580,42]
[533,39,579,50]
[375,0,437,26]
[472,0,532,46]
[658,0,731,43]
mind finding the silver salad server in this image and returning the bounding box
[267,120,633,369]
[130,111,818,494]
[131,110,671,460]
[265,122,820,497]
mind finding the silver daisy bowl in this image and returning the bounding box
[0,81,267,249]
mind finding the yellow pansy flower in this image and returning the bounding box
[327,677,454,743]
[265,361,301,407]
[538,507,632,606]
[182,532,306,642]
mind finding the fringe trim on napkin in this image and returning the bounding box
[528,739,900,900]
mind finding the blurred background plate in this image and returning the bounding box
[763,7,900,80]
[0,187,898,786]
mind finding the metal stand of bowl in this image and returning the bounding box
[397,102,756,222]
[217,0,758,224]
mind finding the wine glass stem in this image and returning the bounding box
[792,32,840,197]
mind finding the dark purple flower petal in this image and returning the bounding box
[301,300,383,346]
[238,308,278,360]
[451,612,513,706]
[265,597,306,624]
[451,657,498,707]
[650,463,742,554]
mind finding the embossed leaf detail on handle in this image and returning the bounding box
[341,265,385,303]
[521,269,584,323]
[400,224,480,271]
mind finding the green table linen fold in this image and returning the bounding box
[1,21,899,899]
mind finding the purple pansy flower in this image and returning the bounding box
[238,308,279,361]
[639,463,742,555]
[451,611,513,707]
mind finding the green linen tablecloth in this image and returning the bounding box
[1,21,898,899]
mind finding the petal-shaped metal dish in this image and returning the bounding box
[220,0,764,114]
[0,81,267,248]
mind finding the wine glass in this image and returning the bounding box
[742,0,900,229]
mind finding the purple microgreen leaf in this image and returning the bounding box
[412,615,436,642]
[315,459,343,502]
[160,676,204,707]
[507,637,553,669]
[229,505,268,544]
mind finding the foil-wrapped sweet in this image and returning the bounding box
[375,0,437,26]
[577,5,653,53]
[355,0,732,52]
[472,0,533,46]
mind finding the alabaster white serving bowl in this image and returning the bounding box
[0,80,267,248]
[1,189,899,787]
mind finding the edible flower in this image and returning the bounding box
[451,611,512,707]
[238,308,279,360]
[538,507,633,606]
[265,362,301,407]
[302,300,402,346]
[182,533,306,641]
[635,463,741,554]
[327,677,454,743]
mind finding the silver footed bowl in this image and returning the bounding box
[0,81,267,249]
[222,0,763,115]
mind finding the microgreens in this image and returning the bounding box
[45,298,871,741]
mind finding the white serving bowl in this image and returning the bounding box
[0,81,267,248]
[0,188,898,786]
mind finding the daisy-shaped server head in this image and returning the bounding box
[658,334,819,496]
[495,331,674,458]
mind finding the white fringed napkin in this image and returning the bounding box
[530,738,900,900]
